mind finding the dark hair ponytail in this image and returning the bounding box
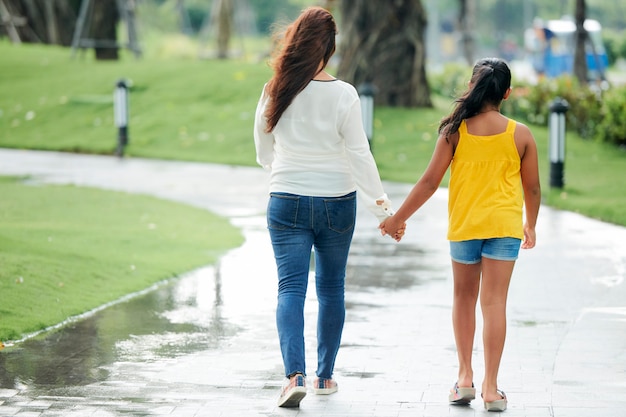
[438,57,511,140]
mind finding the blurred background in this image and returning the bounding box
[1,0,625,224]
[2,0,625,81]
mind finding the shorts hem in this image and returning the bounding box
[451,257,481,265]
[482,253,518,262]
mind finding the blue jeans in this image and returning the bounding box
[267,191,356,379]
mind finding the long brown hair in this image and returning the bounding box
[438,57,511,141]
[264,6,337,133]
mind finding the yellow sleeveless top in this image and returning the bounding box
[447,119,523,241]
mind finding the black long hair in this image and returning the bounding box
[438,57,511,140]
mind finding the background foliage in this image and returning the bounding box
[1,42,625,228]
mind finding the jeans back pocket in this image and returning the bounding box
[324,193,356,233]
[268,193,299,230]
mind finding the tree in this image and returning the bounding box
[213,0,233,59]
[573,0,588,85]
[91,0,119,60]
[1,0,80,45]
[337,0,431,108]
[2,0,125,60]
[458,0,475,66]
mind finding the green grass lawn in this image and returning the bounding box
[0,177,243,342]
[0,39,271,164]
[2,41,624,226]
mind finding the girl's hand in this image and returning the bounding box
[379,216,406,242]
[521,223,536,249]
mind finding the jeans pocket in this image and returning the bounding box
[268,193,299,230]
[324,193,356,233]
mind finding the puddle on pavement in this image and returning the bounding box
[0,265,239,390]
[347,233,449,292]
[0,218,447,393]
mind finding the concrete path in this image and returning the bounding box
[0,149,624,417]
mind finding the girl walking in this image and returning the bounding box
[380,57,541,412]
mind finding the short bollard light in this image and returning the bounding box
[114,79,130,157]
[548,97,569,188]
[358,82,375,151]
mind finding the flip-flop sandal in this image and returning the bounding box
[484,389,507,412]
[449,382,476,404]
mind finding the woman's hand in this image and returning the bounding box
[379,215,407,242]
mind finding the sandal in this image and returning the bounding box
[483,389,507,412]
[448,382,476,404]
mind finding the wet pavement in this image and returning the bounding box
[0,148,625,417]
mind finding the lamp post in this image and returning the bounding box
[114,79,129,157]
[358,82,375,151]
[548,97,569,188]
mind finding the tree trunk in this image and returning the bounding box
[337,0,432,108]
[320,0,337,11]
[214,0,233,59]
[21,0,44,39]
[43,0,59,44]
[2,0,81,45]
[91,0,119,60]
[573,0,588,85]
[458,0,476,66]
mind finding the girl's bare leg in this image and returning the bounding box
[480,257,515,402]
[451,261,481,388]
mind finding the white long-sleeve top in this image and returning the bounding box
[254,79,392,222]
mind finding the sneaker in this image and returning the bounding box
[313,377,338,395]
[277,373,307,408]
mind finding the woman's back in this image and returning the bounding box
[272,80,356,156]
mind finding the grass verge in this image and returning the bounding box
[0,177,243,342]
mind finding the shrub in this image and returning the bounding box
[429,63,625,148]
[502,75,604,141]
[595,86,626,146]
[428,62,471,100]
[603,31,621,65]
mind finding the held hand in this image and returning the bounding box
[379,216,407,242]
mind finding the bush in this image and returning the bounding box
[429,63,625,148]
[603,31,621,65]
[595,86,626,146]
[502,75,604,141]
[428,62,471,100]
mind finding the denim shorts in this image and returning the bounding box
[449,237,522,264]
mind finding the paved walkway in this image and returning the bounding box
[0,149,625,417]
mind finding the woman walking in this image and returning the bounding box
[254,6,401,408]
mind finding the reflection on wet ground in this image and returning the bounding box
[0,264,226,390]
[0,212,445,393]
[0,205,455,417]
